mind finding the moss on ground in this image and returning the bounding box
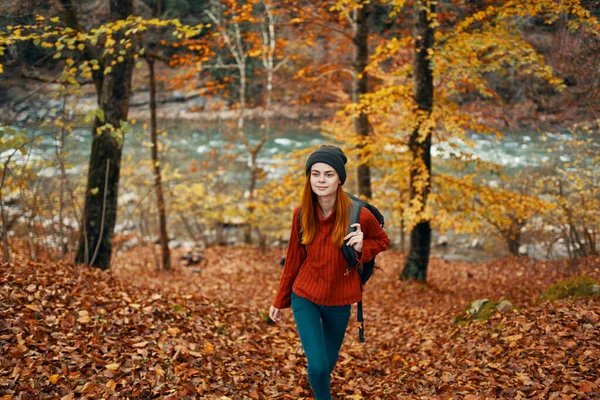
[454,299,513,325]
[538,276,600,303]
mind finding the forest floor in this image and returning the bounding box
[1,245,600,399]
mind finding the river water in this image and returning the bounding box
[3,119,588,260]
[19,119,573,179]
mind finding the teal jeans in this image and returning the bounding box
[291,292,351,400]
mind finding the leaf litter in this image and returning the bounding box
[1,245,599,399]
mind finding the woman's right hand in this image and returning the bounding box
[269,305,282,323]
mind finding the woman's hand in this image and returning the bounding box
[269,305,283,323]
[344,223,363,253]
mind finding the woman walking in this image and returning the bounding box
[269,145,390,400]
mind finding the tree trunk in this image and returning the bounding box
[352,3,372,199]
[401,0,435,281]
[0,166,10,263]
[506,232,521,256]
[74,0,134,269]
[148,58,171,271]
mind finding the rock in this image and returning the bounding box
[495,300,514,312]
[16,112,29,123]
[168,240,182,249]
[469,298,489,315]
[518,244,528,256]
[436,235,448,247]
[181,251,204,266]
[121,236,140,250]
[470,238,483,249]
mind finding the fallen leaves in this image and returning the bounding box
[1,248,599,398]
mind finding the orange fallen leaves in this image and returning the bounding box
[1,248,599,398]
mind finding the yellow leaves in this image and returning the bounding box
[25,304,41,312]
[503,333,523,343]
[77,310,91,323]
[247,48,262,57]
[204,341,214,354]
[49,374,60,384]
[105,363,120,371]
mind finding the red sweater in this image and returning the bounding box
[272,206,390,309]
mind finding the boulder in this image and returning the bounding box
[436,235,448,247]
[469,298,489,315]
[470,238,483,249]
[180,251,204,266]
[518,244,528,256]
[495,300,514,312]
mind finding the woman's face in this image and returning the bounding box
[310,162,341,199]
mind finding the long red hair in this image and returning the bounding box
[300,177,351,247]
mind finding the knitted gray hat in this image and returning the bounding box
[305,145,347,184]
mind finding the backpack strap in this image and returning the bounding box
[357,300,365,342]
[297,208,303,246]
[341,199,362,272]
[341,197,366,342]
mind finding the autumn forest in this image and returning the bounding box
[1,0,599,399]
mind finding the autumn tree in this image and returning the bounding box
[55,0,137,269]
[0,2,203,268]
[142,0,172,271]
[351,1,374,198]
[202,0,289,245]
[538,125,600,258]
[400,0,435,280]
[289,1,400,198]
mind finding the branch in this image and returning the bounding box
[201,63,240,70]
[313,67,356,82]
[57,0,104,90]
[144,51,172,63]
[20,70,93,86]
[205,10,245,69]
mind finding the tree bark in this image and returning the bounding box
[506,231,521,256]
[148,58,171,271]
[352,3,372,199]
[74,0,134,269]
[401,0,435,281]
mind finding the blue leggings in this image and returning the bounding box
[291,292,351,400]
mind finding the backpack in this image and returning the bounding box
[298,192,385,342]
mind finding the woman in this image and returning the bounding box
[269,145,390,400]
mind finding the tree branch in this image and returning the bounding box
[57,0,104,93]
[20,70,93,86]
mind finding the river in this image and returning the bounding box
[2,118,587,261]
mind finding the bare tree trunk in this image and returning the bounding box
[399,218,406,252]
[74,0,135,269]
[401,0,435,281]
[352,3,372,199]
[507,232,521,256]
[0,170,10,263]
[148,58,171,271]
[56,87,69,258]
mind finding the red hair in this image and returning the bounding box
[300,177,350,247]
